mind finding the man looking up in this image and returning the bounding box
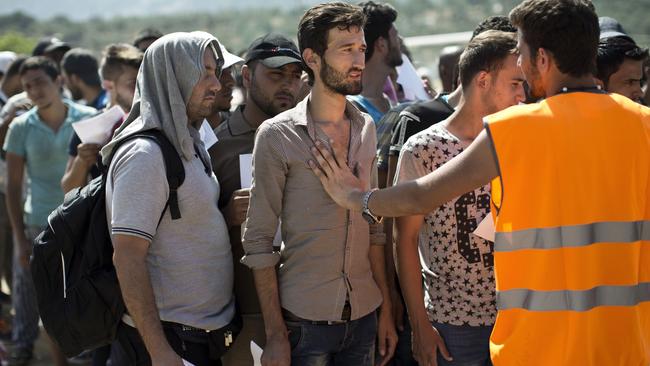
[103,32,236,366]
[349,1,402,124]
[242,3,396,365]
[395,30,524,366]
[61,48,108,110]
[210,33,304,366]
[61,43,144,193]
[308,0,650,364]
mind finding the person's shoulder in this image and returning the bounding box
[402,123,448,152]
[485,103,543,125]
[110,136,165,167]
[67,100,98,119]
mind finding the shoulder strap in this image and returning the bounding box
[104,130,185,221]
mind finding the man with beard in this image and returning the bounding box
[209,33,303,366]
[104,32,235,365]
[61,43,144,193]
[61,48,108,110]
[241,3,396,366]
[205,44,244,129]
[308,0,650,365]
[349,1,402,124]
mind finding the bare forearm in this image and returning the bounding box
[253,266,287,338]
[6,183,25,239]
[114,251,169,357]
[396,234,429,327]
[61,157,90,193]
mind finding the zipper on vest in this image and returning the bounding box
[60,251,67,299]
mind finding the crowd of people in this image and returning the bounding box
[0,0,648,365]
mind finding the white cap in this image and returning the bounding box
[220,45,243,69]
[0,51,17,74]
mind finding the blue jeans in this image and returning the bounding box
[286,311,377,366]
[432,322,493,366]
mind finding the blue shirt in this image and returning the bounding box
[3,101,96,226]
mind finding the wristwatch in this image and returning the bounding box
[361,189,382,224]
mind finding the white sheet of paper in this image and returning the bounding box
[251,341,263,366]
[396,54,430,101]
[182,359,195,366]
[199,119,218,149]
[72,105,125,144]
[239,153,282,247]
[474,214,495,242]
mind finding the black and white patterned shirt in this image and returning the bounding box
[395,123,496,326]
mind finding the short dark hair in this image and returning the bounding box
[596,36,649,88]
[100,43,143,82]
[510,0,599,77]
[61,48,102,87]
[4,56,28,80]
[458,30,518,90]
[298,2,366,83]
[471,16,516,40]
[358,1,397,60]
[19,56,60,81]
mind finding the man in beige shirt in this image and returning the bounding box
[241,3,396,366]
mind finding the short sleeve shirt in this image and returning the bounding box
[394,123,496,326]
[3,101,96,226]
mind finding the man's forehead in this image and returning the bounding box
[326,26,365,47]
[21,69,50,82]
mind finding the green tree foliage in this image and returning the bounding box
[0,32,36,54]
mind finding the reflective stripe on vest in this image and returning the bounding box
[497,282,650,311]
[494,220,650,252]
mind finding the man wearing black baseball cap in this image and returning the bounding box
[209,33,304,366]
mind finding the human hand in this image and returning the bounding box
[308,140,365,211]
[411,321,452,366]
[76,143,101,168]
[376,307,398,366]
[150,346,184,366]
[15,235,31,269]
[224,188,250,227]
[261,333,291,366]
[390,288,405,332]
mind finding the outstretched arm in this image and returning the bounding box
[308,130,498,217]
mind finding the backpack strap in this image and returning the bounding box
[103,130,185,221]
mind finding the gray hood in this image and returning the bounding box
[101,31,222,164]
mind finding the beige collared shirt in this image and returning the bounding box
[241,95,384,321]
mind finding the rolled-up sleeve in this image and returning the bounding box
[240,122,287,269]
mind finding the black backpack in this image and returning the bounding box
[31,130,185,357]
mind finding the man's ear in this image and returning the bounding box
[536,48,552,74]
[102,80,115,93]
[375,36,388,56]
[476,70,491,90]
[242,64,252,90]
[302,48,320,75]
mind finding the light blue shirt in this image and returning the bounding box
[3,100,96,227]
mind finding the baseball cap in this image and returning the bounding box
[245,33,302,68]
[599,17,631,40]
[0,51,17,75]
[32,37,71,56]
[133,28,164,46]
[220,44,244,69]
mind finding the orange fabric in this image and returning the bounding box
[485,92,650,366]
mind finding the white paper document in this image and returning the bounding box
[396,54,430,101]
[239,154,253,189]
[199,119,218,149]
[182,359,195,366]
[473,214,495,242]
[251,341,263,366]
[72,105,125,144]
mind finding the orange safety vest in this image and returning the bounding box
[484,92,650,366]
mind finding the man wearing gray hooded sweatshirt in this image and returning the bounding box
[101,32,235,366]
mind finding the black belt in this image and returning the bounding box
[282,302,351,325]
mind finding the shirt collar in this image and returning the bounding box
[227,105,256,136]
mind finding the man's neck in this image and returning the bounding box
[545,73,599,97]
[444,96,486,142]
[309,81,348,125]
[242,98,271,130]
[81,85,102,105]
[38,99,67,128]
[206,111,225,130]
[360,60,390,100]
[445,86,463,109]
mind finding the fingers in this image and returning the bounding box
[437,338,453,362]
[310,143,334,177]
[233,188,251,196]
[378,332,386,358]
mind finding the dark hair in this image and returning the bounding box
[471,16,516,40]
[4,56,28,80]
[510,0,599,77]
[100,43,143,82]
[19,56,60,81]
[458,30,518,89]
[61,48,102,87]
[358,1,397,60]
[596,36,649,88]
[298,2,366,83]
